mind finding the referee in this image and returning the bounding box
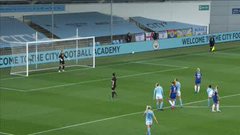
[58,50,67,72]
[209,36,215,52]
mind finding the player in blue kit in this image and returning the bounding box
[212,86,221,112]
[144,105,158,135]
[194,68,202,93]
[175,78,183,107]
[153,83,164,111]
[168,81,177,110]
[206,85,213,107]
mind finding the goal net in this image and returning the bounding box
[10,36,95,77]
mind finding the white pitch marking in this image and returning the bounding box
[27,93,240,135]
[184,105,240,109]
[1,46,238,82]
[26,66,188,92]
[0,62,134,81]
[0,87,25,92]
[134,61,189,68]
[0,131,14,135]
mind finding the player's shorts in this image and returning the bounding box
[213,98,218,104]
[170,94,176,100]
[146,120,153,126]
[177,91,181,96]
[195,80,201,85]
[112,86,116,90]
[208,92,213,98]
[156,94,163,100]
[59,60,65,65]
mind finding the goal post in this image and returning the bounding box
[10,36,96,77]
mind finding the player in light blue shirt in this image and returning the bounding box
[144,105,158,135]
[175,78,183,107]
[206,85,213,107]
[194,68,202,93]
[153,83,164,110]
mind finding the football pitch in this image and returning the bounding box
[0,42,240,135]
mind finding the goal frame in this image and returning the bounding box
[11,36,95,77]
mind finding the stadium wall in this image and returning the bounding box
[1,31,240,68]
[0,1,210,30]
[210,1,240,33]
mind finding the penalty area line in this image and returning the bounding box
[0,87,26,92]
[25,66,188,92]
[0,131,14,135]
[134,61,188,68]
[27,93,240,135]
[184,105,240,109]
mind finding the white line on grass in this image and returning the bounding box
[0,62,188,92]
[0,49,202,82]
[0,131,14,135]
[183,105,240,109]
[0,87,25,92]
[0,62,135,81]
[1,46,238,82]
[134,61,188,68]
[27,93,240,135]
[215,52,240,57]
[25,66,188,92]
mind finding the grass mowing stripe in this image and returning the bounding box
[26,66,188,92]
[0,131,14,135]
[27,93,240,135]
[0,45,232,82]
[0,64,188,92]
[0,46,237,81]
[134,61,188,68]
[0,62,134,81]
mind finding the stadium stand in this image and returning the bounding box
[130,16,207,36]
[0,0,166,5]
[24,12,144,39]
[0,17,47,48]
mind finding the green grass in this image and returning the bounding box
[1,42,240,135]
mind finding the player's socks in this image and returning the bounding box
[156,102,159,109]
[160,102,163,109]
[216,104,221,112]
[147,127,151,135]
[112,92,114,98]
[197,86,200,93]
[172,100,175,107]
[168,100,173,106]
[179,99,183,107]
[208,99,211,107]
[212,104,216,112]
[194,86,197,93]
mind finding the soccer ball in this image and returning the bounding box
[132,51,135,54]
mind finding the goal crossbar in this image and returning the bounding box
[10,36,96,77]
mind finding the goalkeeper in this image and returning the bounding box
[58,50,67,72]
[209,35,215,52]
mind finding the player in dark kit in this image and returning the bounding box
[209,36,215,52]
[58,50,67,72]
[111,73,117,99]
